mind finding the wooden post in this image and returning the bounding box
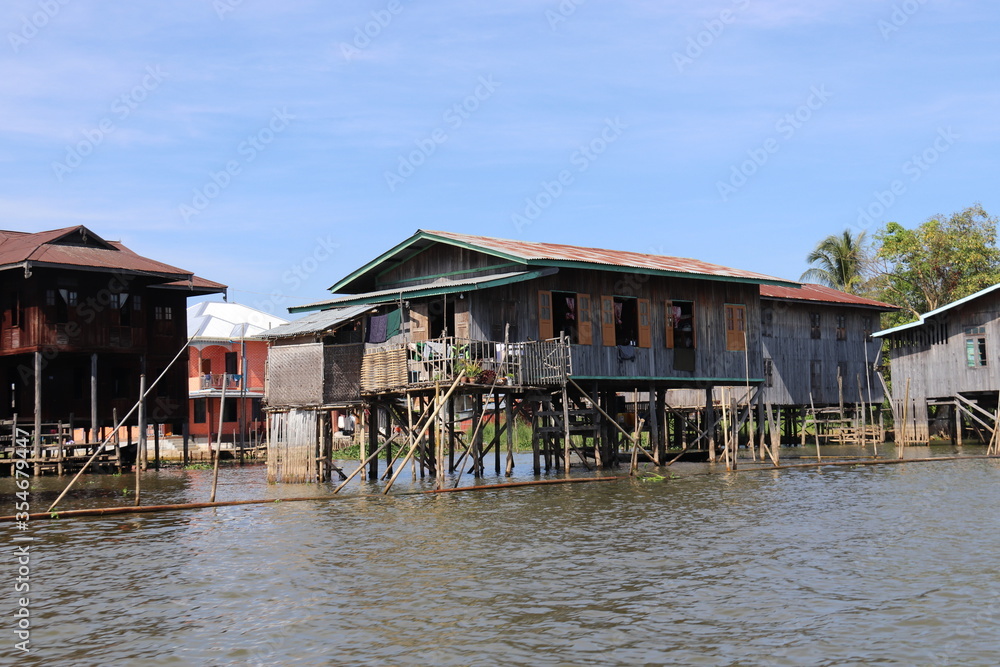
[113,408,121,474]
[505,393,515,477]
[139,361,147,471]
[136,374,147,506]
[809,391,821,462]
[472,392,483,477]
[647,384,659,465]
[182,421,189,466]
[561,386,571,474]
[531,398,541,474]
[33,350,41,476]
[384,407,393,479]
[704,386,715,462]
[153,424,160,470]
[368,402,380,480]
[90,353,98,445]
[56,419,64,476]
[493,397,502,475]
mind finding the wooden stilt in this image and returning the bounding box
[505,393,515,476]
[705,386,715,462]
[209,377,225,502]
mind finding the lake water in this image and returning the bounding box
[3,446,999,666]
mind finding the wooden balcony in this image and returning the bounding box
[360,336,572,393]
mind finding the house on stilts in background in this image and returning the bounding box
[261,229,898,485]
[0,225,225,475]
[873,283,1000,446]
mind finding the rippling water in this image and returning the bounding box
[3,447,1000,666]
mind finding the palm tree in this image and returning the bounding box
[800,229,868,294]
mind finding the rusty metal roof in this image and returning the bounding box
[328,229,798,295]
[424,230,793,283]
[0,225,224,292]
[761,283,897,310]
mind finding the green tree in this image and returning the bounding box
[871,204,1000,323]
[800,229,869,294]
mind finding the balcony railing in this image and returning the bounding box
[201,373,243,391]
[360,336,571,393]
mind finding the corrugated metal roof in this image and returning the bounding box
[424,229,794,283]
[872,282,1000,338]
[328,229,799,295]
[0,226,224,291]
[295,269,549,313]
[261,304,371,338]
[761,283,898,310]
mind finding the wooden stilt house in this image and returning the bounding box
[263,229,804,480]
[873,283,1000,445]
[0,225,225,474]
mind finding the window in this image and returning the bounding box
[666,300,696,349]
[761,308,773,338]
[836,315,847,341]
[551,291,578,342]
[6,292,20,328]
[810,359,822,396]
[46,289,56,306]
[764,358,774,387]
[725,304,746,351]
[133,294,142,312]
[810,312,821,339]
[965,327,987,367]
[614,296,639,347]
[225,352,238,375]
[537,291,553,340]
[223,399,238,423]
[862,315,873,340]
[193,398,207,424]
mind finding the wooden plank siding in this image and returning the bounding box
[450,267,764,385]
[884,290,1000,402]
[760,297,885,407]
[373,244,524,290]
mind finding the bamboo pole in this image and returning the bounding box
[899,378,911,457]
[809,391,821,462]
[210,380,227,502]
[135,374,146,506]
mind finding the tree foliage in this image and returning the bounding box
[870,204,1000,323]
[800,229,869,294]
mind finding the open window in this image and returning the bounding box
[539,291,593,344]
[666,300,696,349]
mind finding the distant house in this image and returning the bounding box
[0,225,224,459]
[186,301,288,448]
[873,284,1000,444]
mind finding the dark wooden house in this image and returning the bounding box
[264,229,805,480]
[0,225,225,465]
[873,283,1000,444]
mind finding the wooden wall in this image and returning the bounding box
[762,298,885,407]
[461,267,762,384]
[885,290,1000,403]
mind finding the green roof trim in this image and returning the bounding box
[296,268,552,313]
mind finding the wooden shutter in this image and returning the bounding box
[725,304,746,351]
[600,296,616,346]
[689,302,697,349]
[538,291,553,340]
[665,300,674,349]
[637,299,651,348]
[577,293,593,345]
[454,299,470,339]
[410,303,428,341]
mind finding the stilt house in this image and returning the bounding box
[0,225,225,468]
[873,283,1000,444]
[263,229,807,480]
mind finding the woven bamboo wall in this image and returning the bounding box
[360,346,408,392]
[324,343,364,404]
[266,343,324,407]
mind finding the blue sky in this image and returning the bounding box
[2,1,998,317]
